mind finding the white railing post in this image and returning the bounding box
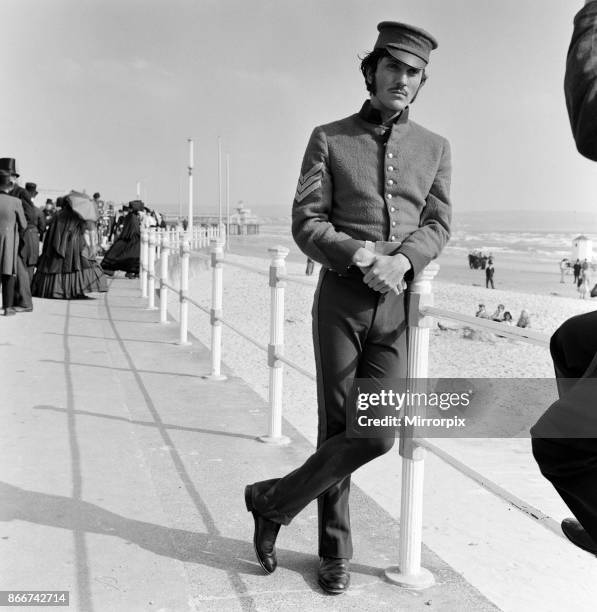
[140,228,149,297]
[177,239,191,345]
[146,230,157,310]
[159,236,170,324]
[385,262,439,590]
[258,246,290,445]
[219,222,226,249]
[206,239,227,381]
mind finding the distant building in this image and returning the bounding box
[572,235,593,262]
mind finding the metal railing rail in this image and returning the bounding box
[416,438,561,536]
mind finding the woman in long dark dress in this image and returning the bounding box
[31,193,107,299]
[100,200,143,278]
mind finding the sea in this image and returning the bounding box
[156,203,597,264]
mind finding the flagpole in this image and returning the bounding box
[218,136,222,229]
[226,153,230,251]
[188,138,194,238]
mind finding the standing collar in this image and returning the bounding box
[358,99,409,126]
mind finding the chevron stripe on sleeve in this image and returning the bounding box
[294,162,324,203]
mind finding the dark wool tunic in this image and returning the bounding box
[291,101,451,276]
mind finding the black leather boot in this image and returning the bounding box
[318,557,350,594]
[245,484,281,574]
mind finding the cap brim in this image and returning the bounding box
[386,46,427,69]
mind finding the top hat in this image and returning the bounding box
[25,182,38,194]
[0,158,19,178]
[374,21,438,69]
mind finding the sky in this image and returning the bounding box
[4,0,597,221]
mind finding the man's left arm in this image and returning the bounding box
[396,138,452,278]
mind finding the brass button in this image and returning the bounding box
[390,235,396,241]
[387,179,394,185]
[387,193,393,199]
[387,166,394,171]
[392,221,396,227]
[387,153,394,159]
[390,206,396,212]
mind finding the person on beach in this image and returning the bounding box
[475,303,489,318]
[573,258,581,285]
[502,311,513,324]
[531,0,597,555]
[244,21,451,594]
[559,258,569,283]
[578,266,591,299]
[0,170,27,316]
[516,309,531,328]
[491,303,505,321]
[485,260,495,289]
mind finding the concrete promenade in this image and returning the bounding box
[1,278,500,611]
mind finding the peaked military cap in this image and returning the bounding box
[374,21,438,69]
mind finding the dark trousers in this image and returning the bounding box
[249,268,407,558]
[14,256,32,309]
[1,274,15,309]
[531,310,597,543]
[486,277,494,289]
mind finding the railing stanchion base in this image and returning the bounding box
[205,373,227,381]
[256,434,290,446]
[384,566,435,590]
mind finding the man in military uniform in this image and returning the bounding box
[245,21,452,593]
[531,0,597,555]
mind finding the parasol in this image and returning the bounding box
[67,191,98,222]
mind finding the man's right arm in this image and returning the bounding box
[565,1,597,160]
[291,127,363,273]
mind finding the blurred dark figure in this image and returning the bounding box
[21,182,46,281]
[101,200,144,278]
[532,1,597,557]
[43,199,56,230]
[573,258,581,285]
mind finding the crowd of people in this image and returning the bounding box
[475,302,531,328]
[467,250,491,270]
[0,156,167,315]
[560,257,595,298]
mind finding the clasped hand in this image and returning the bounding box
[353,249,411,294]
